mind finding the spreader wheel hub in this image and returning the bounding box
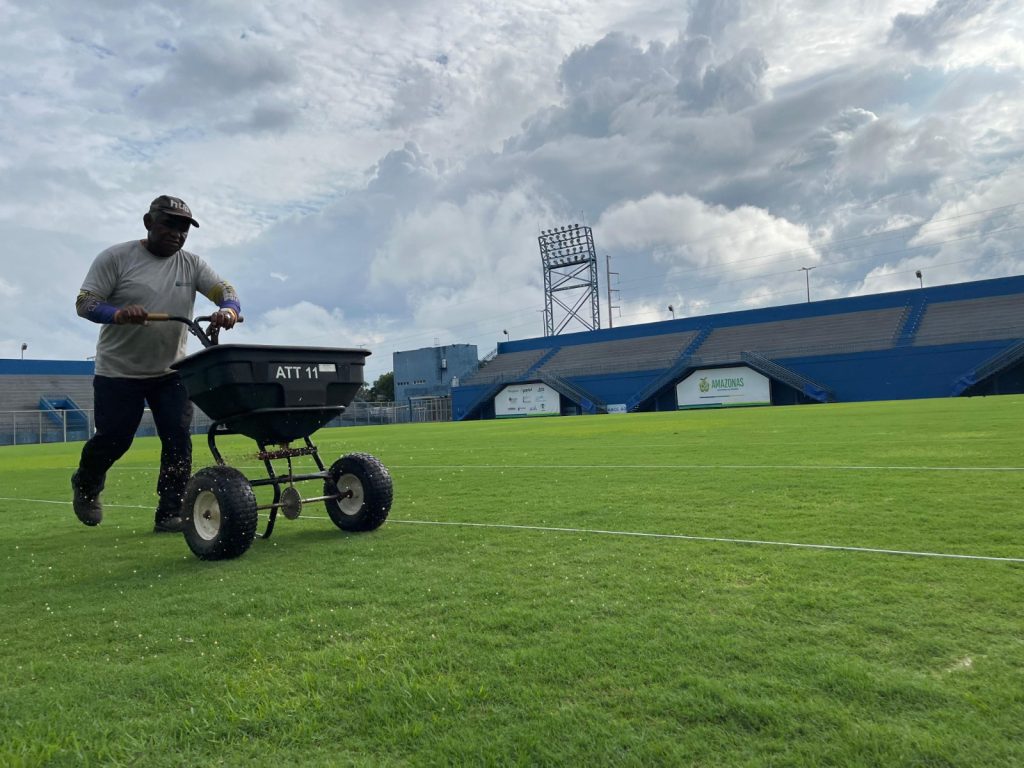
[281,486,302,520]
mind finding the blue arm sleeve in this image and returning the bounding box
[76,291,118,324]
[206,280,240,316]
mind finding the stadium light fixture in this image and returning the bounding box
[668,305,675,319]
[916,269,923,288]
[503,329,509,342]
[538,222,601,335]
[20,342,27,359]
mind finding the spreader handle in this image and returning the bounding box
[142,313,241,348]
[144,313,244,323]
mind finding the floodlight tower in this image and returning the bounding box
[538,223,601,336]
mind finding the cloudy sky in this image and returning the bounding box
[2,0,1022,381]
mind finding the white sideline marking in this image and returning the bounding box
[0,497,149,509]
[384,463,1024,472]
[382,520,1024,563]
[5,497,1021,564]
[39,463,1024,473]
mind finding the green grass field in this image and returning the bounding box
[2,397,1023,766]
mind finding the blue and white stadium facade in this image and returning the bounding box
[452,275,1024,420]
[0,359,95,445]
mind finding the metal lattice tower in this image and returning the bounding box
[539,224,601,336]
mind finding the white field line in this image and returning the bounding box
[33,463,1024,473]
[6,496,1021,564]
[380,464,1024,472]
[0,497,151,509]
[384,520,1024,563]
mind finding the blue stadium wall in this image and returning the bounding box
[0,359,95,377]
[452,275,1024,420]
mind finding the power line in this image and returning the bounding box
[610,222,1024,314]
[274,190,1024,352]
[612,200,1024,293]
[615,247,1024,324]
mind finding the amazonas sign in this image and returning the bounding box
[676,366,770,409]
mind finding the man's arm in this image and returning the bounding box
[194,257,241,328]
[202,281,240,329]
[76,292,148,324]
[76,290,118,324]
[78,246,143,324]
[207,281,241,317]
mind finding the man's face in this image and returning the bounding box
[144,212,190,257]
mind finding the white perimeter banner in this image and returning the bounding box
[676,366,771,409]
[495,382,561,418]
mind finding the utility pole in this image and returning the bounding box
[799,266,817,303]
[605,253,620,329]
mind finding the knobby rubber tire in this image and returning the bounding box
[182,465,258,560]
[324,452,393,532]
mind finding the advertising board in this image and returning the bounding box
[676,366,770,409]
[494,383,560,418]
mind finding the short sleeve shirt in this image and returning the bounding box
[81,240,229,378]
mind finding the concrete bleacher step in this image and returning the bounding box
[539,373,607,414]
[39,395,90,429]
[460,348,549,386]
[625,327,714,410]
[699,307,905,360]
[0,375,94,413]
[894,298,928,346]
[536,330,699,377]
[950,339,1024,396]
[739,352,833,402]
[915,294,1024,346]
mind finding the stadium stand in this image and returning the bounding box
[537,331,699,376]
[459,348,550,385]
[0,371,94,413]
[9,275,1024,429]
[452,274,1024,420]
[0,360,96,445]
[913,293,1024,346]
[695,307,905,361]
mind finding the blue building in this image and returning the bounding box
[453,275,1024,420]
[393,343,479,407]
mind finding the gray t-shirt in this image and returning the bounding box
[80,240,234,378]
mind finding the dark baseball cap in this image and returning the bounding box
[149,195,200,227]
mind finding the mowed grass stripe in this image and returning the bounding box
[1,396,1023,766]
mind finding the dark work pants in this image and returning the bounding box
[76,373,194,513]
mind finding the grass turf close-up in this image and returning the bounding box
[1,396,1023,766]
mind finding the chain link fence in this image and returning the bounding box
[0,398,452,447]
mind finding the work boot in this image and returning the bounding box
[71,472,103,526]
[153,516,185,533]
[154,503,185,534]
